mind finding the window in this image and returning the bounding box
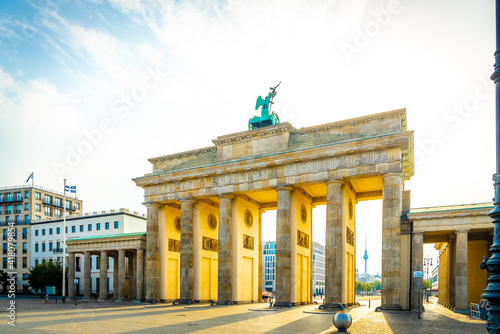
[15,204,21,213]
[22,257,27,268]
[15,215,19,223]
[2,244,6,254]
[24,202,29,210]
[35,192,41,200]
[88,224,92,231]
[71,226,76,233]
[22,228,27,239]
[35,230,39,237]
[7,205,12,214]
[24,191,29,199]
[75,203,80,210]
[5,216,9,223]
[22,243,27,254]
[24,215,29,223]
[6,194,11,202]
[76,257,81,272]
[22,273,27,280]
[49,228,53,235]
[56,227,60,234]
[65,200,72,210]
[96,256,100,270]
[56,241,60,250]
[96,223,101,231]
[42,229,46,236]
[35,215,41,221]
[41,243,46,252]
[0,207,2,214]
[105,222,110,230]
[44,206,52,216]
[35,259,38,266]
[15,192,21,201]
[35,243,39,252]
[44,194,52,204]
[49,242,53,252]
[54,198,61,207]
[79,225,84,232]
[114,221,119,229]
[2,258,6,269]
[65,227,68,234]
[35,204,41,212]
[2,229,6,240]
[55,209,61,218]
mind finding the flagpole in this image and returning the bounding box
[32,172,34,188]
[62,179,67,303]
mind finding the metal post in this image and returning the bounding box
[482,1,500,332]
[74,280,77,306]
[62,179,66,303]
[418,275,421,319]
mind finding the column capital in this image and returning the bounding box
[381,172,404,179]
[324,178,343,186]
[218,193,235,199]
[179,197,195,204]
[273,183,293,192]
[412,231,425,236]
[455,228,470,234]
[144,201,161,208]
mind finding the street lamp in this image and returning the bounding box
[423,256,433,302]
[481,1,500,332]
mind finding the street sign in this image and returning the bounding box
[74,279,78,284]
[46,286,56,295]
[413,271,424,278]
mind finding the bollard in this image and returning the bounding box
[369,299,371,308]
[333,311,352,332]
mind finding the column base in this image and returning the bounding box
[217,300,234,305]
[179,299,194,304]
[144,299,160,304]
[273,301,293,307]
[115,299,123,302]
[134,299,144,303]
[97,299,107,302]
[323,303,344,309]
[380,304,403,310]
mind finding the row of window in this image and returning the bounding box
[264,255,275,262]
[1,256,27,269]
[34,221,119,237]
[265,262,275,268]
[264,243,276,250]
[263,249,275,255]
[34,241,63,253]
[2,228,28,239]
[0,192,25,202]
[264,274,275,281]
[2,243,28,254]
[264,268,274,274]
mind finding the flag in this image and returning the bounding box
[26,172,33,183]
[65,185,76,194]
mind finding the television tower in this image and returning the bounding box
[363,233,369,275]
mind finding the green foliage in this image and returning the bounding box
[356,280,382,292]
[423,278,432,290]
[0,269,8,293]
[27,260,63,292]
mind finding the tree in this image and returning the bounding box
[0,270,8,293]
[423,278,432,290]
[27,260,63,293]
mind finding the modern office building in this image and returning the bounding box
[30,208,146,295]
[312,241,325,295]
[0,184,83,292]
[262,241,276,292]
[432,265,439,290]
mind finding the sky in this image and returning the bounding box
[0,0,495,277]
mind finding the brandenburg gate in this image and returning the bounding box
[133,108,414,308]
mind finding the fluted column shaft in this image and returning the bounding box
[117,249,126,300]
[275,185,293,307]
[325,179,344,307]
[99,251,108,300]
[381,172,403,309]
[136,249,144,301]
[68,252,75,299]
[180,199,195,303]
[84,251,91,299]
[455,229,469,310]
[218,195,234,305]
[145,203,160,302]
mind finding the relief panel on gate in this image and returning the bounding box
[297,230,309,249]
[168,238,180,252]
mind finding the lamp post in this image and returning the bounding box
[423,256,432,302]
[481,1,500,332]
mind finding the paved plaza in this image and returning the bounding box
[0,297,487,333]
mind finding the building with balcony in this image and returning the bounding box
[262,241,276,293]
[30,209,146,297]
[312,241,325,295]
[0,184,83,292]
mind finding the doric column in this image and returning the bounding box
[180,199,195,304]
[136,249,144,301]
[117,249,126,301]
[68,252,75,299]
[258,209,263,302]
[455,229,469,310]
[217,194,234,305]
[99,251,108,300]
[274,185,293,307]
[325,179,344,308]
[128,253,135,299]
[145,203,160,302]
[411,231,424,310]
[381,172,403,309]
[83,251,91,299]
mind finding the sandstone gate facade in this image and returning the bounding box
[133,108,414,309]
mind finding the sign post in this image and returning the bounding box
[74,279,78,305]
[414,268,424,319]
